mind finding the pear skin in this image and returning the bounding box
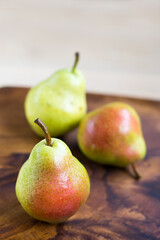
[25,53,87,137]
[16,119,90,224]
[78,102,146,168]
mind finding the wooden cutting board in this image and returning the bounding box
[0,87,160,240]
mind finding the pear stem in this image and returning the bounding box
[34,118,52,147]
[72,52,79,73]
[131,163,141,180]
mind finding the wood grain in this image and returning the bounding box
[0,87,160,240]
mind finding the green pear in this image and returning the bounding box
[78,102,146,178]
[16,118,90,224]
[25,53,87,137]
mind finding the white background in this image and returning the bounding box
[0,0,160,100]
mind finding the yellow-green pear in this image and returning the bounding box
[25,53,87,137]
[16,119,90,224]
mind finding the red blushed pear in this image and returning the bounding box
[78,102,147,179]
[15,119,90,224]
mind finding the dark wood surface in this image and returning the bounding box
[0,87,160,240]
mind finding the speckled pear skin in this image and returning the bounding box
[78,102,146,167]
[15,138,90,224]
[25,69,87,137]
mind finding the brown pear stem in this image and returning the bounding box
[131,163,141,180]
[34,118,52,147]
[72,52,79,73]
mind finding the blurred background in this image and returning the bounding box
[0,0,160,100]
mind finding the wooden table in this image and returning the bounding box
[0,87,160,240]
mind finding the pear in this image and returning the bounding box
[78,102,146,179]
[25,53,87,137]
[16,118,90,224]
